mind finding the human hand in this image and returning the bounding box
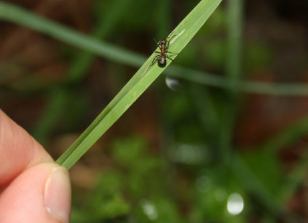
[0,110,71,223]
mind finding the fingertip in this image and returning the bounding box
[44,166,71,223]
[0,163,71,223]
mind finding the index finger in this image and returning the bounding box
[0,110,53,189]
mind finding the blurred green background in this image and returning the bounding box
[1,0,308,222]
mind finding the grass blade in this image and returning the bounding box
[54,0,222,168]
[0,1,144,66]
[219,0,244,163]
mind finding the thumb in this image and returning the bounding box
[0,163,71,223]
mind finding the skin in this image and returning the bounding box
[0,109,71,223]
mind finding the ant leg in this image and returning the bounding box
[165,39,171,51]
[168,30,175,38]
[166,55,174,61]
[166,34,177,49]
[167,33,176,41]
[149,55,160,66]
[146,55,160,71]
[153,38,159,45]
[166,51,178,55]
[166,52,178,61]
[153,39,162,50]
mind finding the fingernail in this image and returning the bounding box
[44,166,71,223]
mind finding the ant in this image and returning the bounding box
[146,36,177,71]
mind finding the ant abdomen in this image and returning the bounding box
[158,55,167,67]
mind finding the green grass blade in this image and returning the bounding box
[0,1,144,66]
[219,0,244,163]
[166,66,308,96]
[32,0,132,142]
[233,154,307,223]
[54,0,223,168]
[1,1,308,96]
[226,0,243,83]
[242,115,308,212]
[281,150,308,203]
[232,153,283,215]
[259,116,308,152]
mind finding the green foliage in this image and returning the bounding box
[71,170,130,222]
[189,167,248,223]
[134,198,184,223]
[245,42,274,72]
[91,171,130,219]
[71,136,184,222]
[163,92,192,124]
[204,39,226,68]
[112,137,147,167]
[242,150,282,197]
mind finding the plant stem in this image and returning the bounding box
[219,0,244,164]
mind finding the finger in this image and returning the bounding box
[0,110,53,188]
[0,163,71,223]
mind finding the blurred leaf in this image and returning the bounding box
[242,150,282,197]
[245,43,273,72]
[95,193,130,219]
[191,167,247,222]
[163,93,192,123]
[93,171,123,195]
[112,136,146,166]
[90,171,130,220]
[176,122,206,143]
[200,7,226,35]
[175,44,199,67]
[135,198,183,223]
[204,39,225,67]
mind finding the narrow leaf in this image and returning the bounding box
[56,0,222,168]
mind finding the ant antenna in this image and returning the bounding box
[153,38,159,45]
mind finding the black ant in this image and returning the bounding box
[146,36,177,71]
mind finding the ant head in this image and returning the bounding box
[160,39,167,45]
